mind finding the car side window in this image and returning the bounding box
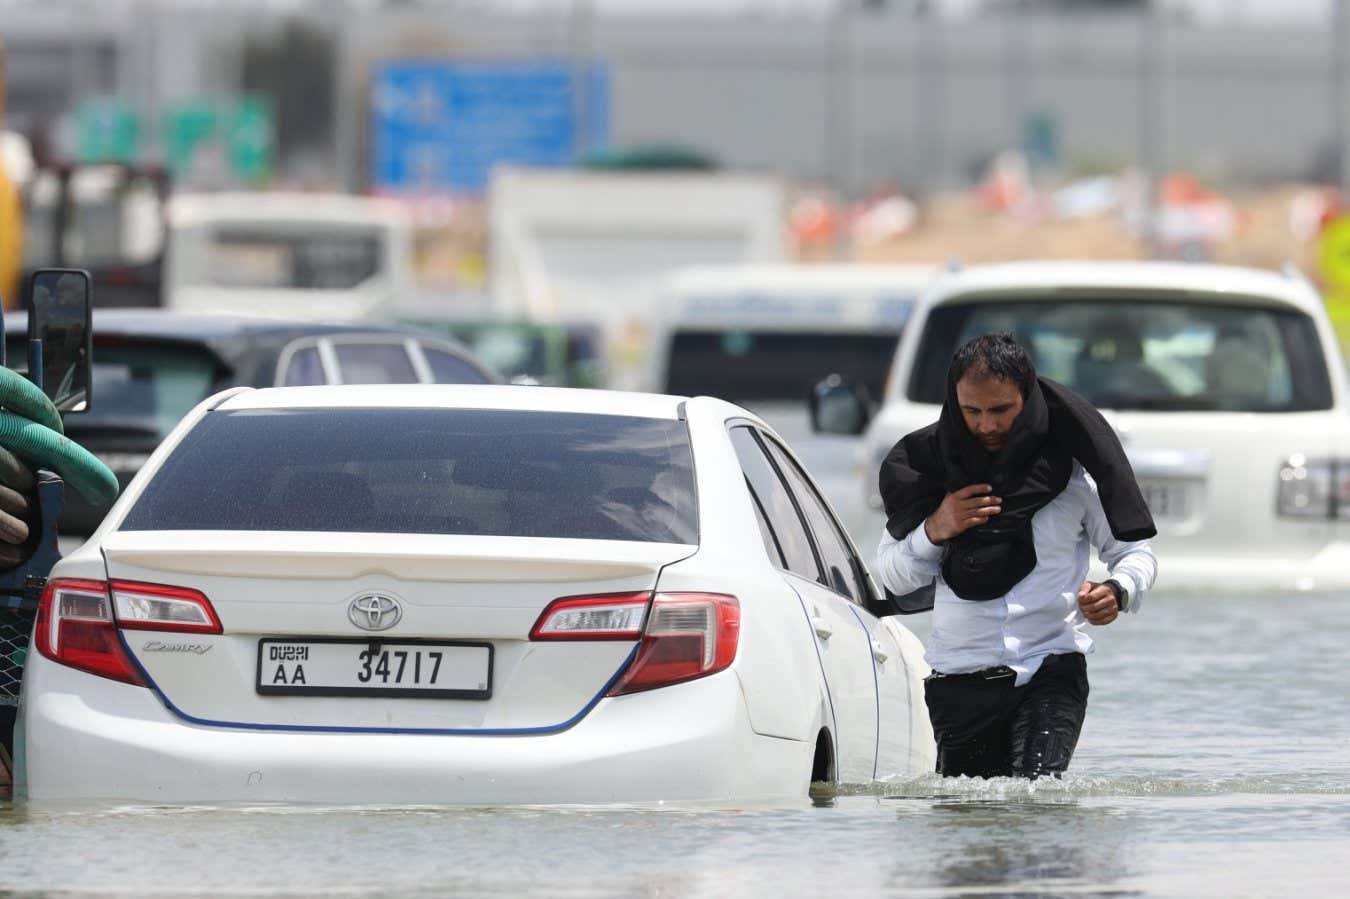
[333,341,418,384]
[422,345,489,384]
[729,426,819,580]
[761,436,866,603]
[283,346,326,386]
[745,476,787,568]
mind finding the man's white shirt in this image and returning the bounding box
[876,463,1158,687]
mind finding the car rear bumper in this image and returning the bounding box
[18,659,811,804]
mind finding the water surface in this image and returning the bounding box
[3,593,1347,897]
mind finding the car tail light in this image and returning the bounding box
[607,593,740,696]
[530,592,650,641]
[33,579,145,686]
[110,580,222,633]
[1276,456,1350,519]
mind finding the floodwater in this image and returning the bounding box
[2,591,1348,898]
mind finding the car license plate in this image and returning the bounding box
[1139,479,1193,522]
[256,639,493,699]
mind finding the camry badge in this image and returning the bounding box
[142,640,212,655]
[348,593,402,632]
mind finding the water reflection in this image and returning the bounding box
[919,800,1135,894]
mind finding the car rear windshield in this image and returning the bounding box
[202,228,382,290]
[121,408,699,543]
[665,330,899,402]
[909,298,1333,412]
[7,339,222,441]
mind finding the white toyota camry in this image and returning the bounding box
[16,385,935,803]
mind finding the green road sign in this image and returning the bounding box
[227,98,273,184]
[165,98,274,185]
[164,102,219,178]
[75,99,139,164]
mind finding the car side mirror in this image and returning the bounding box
[809,374,874,436]
[27,268,93,414]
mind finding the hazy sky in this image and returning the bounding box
[478,0,1334,24]
[6,0,1331,24]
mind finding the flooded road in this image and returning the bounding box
[3,591,1349,897]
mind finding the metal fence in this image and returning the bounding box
[0,604,34,708]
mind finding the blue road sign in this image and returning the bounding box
[371,60,612,194]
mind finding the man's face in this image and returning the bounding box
[955,374,1024,452]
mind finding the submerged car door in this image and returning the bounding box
[760,439,921,780]
[729,426,878,783]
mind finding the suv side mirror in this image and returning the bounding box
[810,374,874,436]
[28,268,93,414]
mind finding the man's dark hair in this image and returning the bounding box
[949,333,1035,397]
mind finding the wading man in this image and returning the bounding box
[876,333,1157,779]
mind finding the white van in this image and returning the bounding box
[165,192,413,322]
[814,261,1350,592]
[651,264,936,539]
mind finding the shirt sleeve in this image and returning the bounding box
[1081,472,1158,613]
[876,519,943,596]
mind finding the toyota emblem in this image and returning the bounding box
[348,593,402,632]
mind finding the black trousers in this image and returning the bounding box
[923,652,1089,779]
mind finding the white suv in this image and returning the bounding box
[813,261,1350,593]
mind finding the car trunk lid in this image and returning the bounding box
[102,530,694,731]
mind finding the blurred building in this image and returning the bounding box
[0,1,1347,195]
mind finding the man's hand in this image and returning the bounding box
[923,484,1002,545]
[1077,581,1120,625]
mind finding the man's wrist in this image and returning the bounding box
[922,516,945,546]
[910,517,945,560]
[1103,578,1129,612]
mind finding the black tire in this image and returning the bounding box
[0,542,25,567]
[0,447,34,493]
[0,484,29,518]
[0,508,28,546]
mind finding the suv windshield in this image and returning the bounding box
[910,298,1333,412]
[665,330,899,402]
[122,408,699,543]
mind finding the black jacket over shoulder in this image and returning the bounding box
[876,375,1155,609]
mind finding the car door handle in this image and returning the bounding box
[810,617,833,639]
[871,640,889,663]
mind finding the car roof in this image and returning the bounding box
[3,308,449,343]
[926,261,1321,315]
[2,309,499,383]
[215,384,689,419]
[666,263,938,293]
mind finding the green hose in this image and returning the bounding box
[0,367,118,507]
[0,367,63,436]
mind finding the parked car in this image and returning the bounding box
[164,192,412,321]
[813,261,1350,592]
[3,309,500,535]
[17,384,934,803]
[395,315,605,387]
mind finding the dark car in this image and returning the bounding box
[397,316,605,388]
[2,309,501,535]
